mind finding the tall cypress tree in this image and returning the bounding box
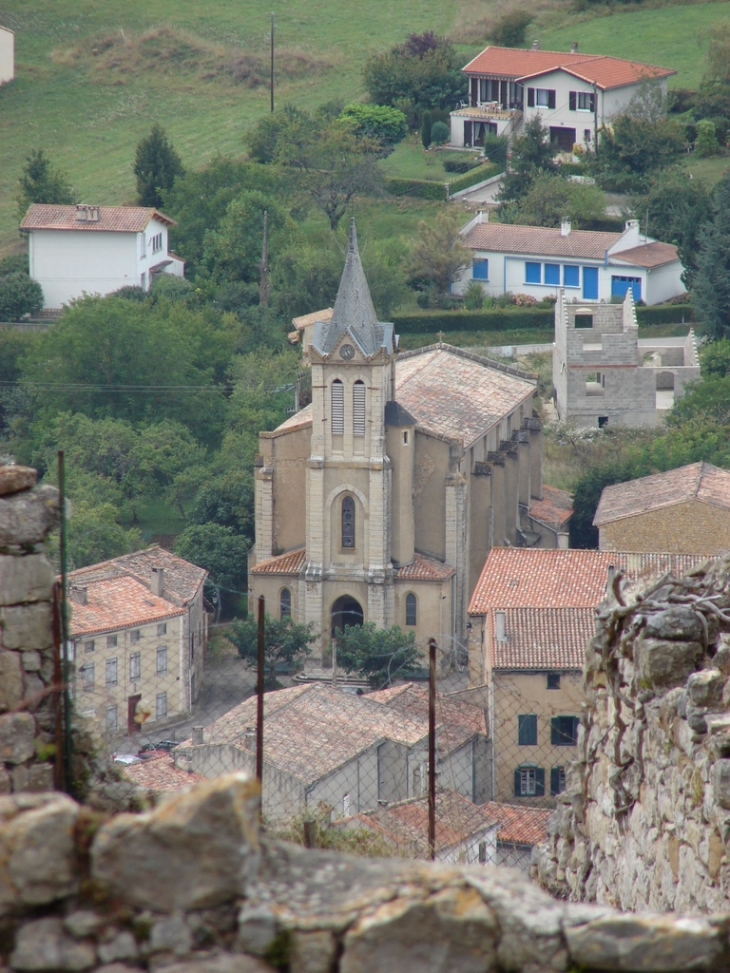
[693,174,730,341]
[17,149,77,218]
[133,124,185,208]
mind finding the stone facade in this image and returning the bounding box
[599,500,730,556]
[2,773,730,973]
[0,466,61,795]
[537,554,730,914]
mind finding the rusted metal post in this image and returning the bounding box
[428,637,437,861]
[57,451,73,795]
[256,596,265,786]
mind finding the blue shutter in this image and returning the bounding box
[564,265,579,288]
[514,769,522,796]
[583,266,598,299]
[525,262,541,284]
[519,714,537,745]
[472,258,489,281]
[550,767,560,796]
[535,768,545,796]
[544,264,560,285]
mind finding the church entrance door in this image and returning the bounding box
[331,595,364,637]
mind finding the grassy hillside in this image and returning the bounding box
[538,1,730,88]
[0,0,470,253]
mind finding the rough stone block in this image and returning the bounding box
[637,638,703,691]
[159,957,276,972]
[713,760,730,811]
[290,930,338,973]
[150,915,193,956]
[0,465,37,496]
[644,607,704,643]
[237,908,278,957]
[0,556,54,606]
[565,914,727,972]
[64,911,104,939]
[0,484,60,546]
[9,917,96,971]
[23,671,45,709]
[91,772,261,912]
[97,933,139,964]
[340,887,497,973]
[0,712,35,765]
[0,792,79,913]
[0,649,24,712]
[0,603,53,650]
[687,670,724,709]
[0,768,11,794]
[22,651,42,672]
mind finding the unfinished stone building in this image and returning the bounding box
[552,289,699,428]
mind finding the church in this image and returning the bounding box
[249,221,561,665]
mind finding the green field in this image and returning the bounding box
[538,1,730,88]
[0,0,478,254]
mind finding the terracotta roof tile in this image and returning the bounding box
[394,552,455,581]
[610,241,678,269]
[123,754,206,793]
[19,204,175,232]
[68,576,184,638]
[594,462,730,526]
[348,790,498,856]
[491,606,595,669]
[273,403,313,434]
[250,548,306,576]
[462,46,674,91]
[481,801,552,846]
[369,683,486,752]
[468,547,711,614]
[292,307,333,331]
[464,222,621,260]
[69,545,206,607]
[528,485,574,530]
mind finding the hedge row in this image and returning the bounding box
[447,162,501,195]
[385,177,447,201]
[391,303,696,335]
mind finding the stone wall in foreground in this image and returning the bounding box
[2,773,730,973]
[537,555,730,914]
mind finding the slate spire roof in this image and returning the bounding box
[310,219,394,358]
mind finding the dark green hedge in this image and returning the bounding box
[635,304,694,325]
[385,177,448,201]
[391,308,554,334]
[447,162,501,195]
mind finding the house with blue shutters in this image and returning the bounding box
[454,213,685,306]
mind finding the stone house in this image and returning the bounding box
[249,220,560,665]
[467,548,709,804]
[455,213,686,306]
[481,801,552,873]
[340,789,500,866]
[0,25,13,84]
[449,44,675,150]
[67,547,207,737]
[553,288,699,428]
[594,462,730,554]
[19,204,185,309]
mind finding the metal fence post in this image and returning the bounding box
[428,637,437,861]
[256,596,265,790]
[57,451,73,795]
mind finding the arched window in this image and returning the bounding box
[331,380,344,435]
[341,496,355,548]
[405,593,417,627]
[280,587,292,620]
[353,381,365,437]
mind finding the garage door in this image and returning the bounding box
[611,276,642,301]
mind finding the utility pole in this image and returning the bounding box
[428,638,437,861]
[259,210,269,308]
[593,80,599,157]
[270,13,275,113]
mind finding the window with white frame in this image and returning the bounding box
[106,658,118,687]
[156,692,168,719]
[151,232,163,253]
[527,88,556,109]
[84,640,95,653]
[157,623,167,636]
[343,793,350,816]
[107,635,117,649]
[130,629,140,644]
[82,663,95,692]
[569,91,595,112]
[106,704,118,733]
[130,652,141,682]
[157,645,168,675]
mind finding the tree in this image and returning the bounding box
[174,523,250,597]
[491,10,534,47]
[407,210,468,299]
[133,123,185,208]
[0,272,43,321]
[340,104,408,153]
[335,622,420,688]
[201,191,288,284]
[16,149,76,218]
[696,119,719,157]
[515,173,605,228]
[693,175,730,341]
[49,499,142,571]
[228,613,315,688]
[700,338,730,378]
[593,114,683,192]
[497,117,557,204]
[430,121,449,145]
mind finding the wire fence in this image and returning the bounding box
[60,582,578,874]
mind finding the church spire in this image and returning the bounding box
[312,218,389,358]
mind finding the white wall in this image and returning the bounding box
[30,230,139,309]
[644,261,686,304]
[0,26,14,85]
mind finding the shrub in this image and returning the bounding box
[463,281,485,310]
[385,177,448,200]
[491,10,534,47]
[0,272,43,321]
[442,156,481,173]
[0,253,28,276]
[696,119,719,157]
[421,110,433,149]
[447,162,500,194]
[340,103,408,150]
[482,133,509,169]
[431,121,450,145]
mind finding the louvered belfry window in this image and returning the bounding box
[331,380,344,435]
[342,496,355,548]
[353,381,365,436]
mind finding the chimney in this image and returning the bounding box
[75,204,100,223]
[531,40,539,50]
[560,219,572,237]
[570,41,579,54]
[607,564,615,586]
[70,586,88,606]
[150,567,164,598]
[495,611,506,642]
[192,726,204,746]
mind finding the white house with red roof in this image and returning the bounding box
[455,211,686,305]
[0,25,14,85]
[450,44,675,151]
[19,203,185,310]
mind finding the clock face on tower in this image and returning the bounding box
[339,343,355,360]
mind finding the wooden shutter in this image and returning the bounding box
[550,717,560,745]
[548,90,556,110]
[535,768,545,796]
[353,381,365,436]
[527,87,535,108]
[569,91,576,111]
[589,92,596,113]
[514,768,522,796]
[331,381,344,435]
[550,767,560,796]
